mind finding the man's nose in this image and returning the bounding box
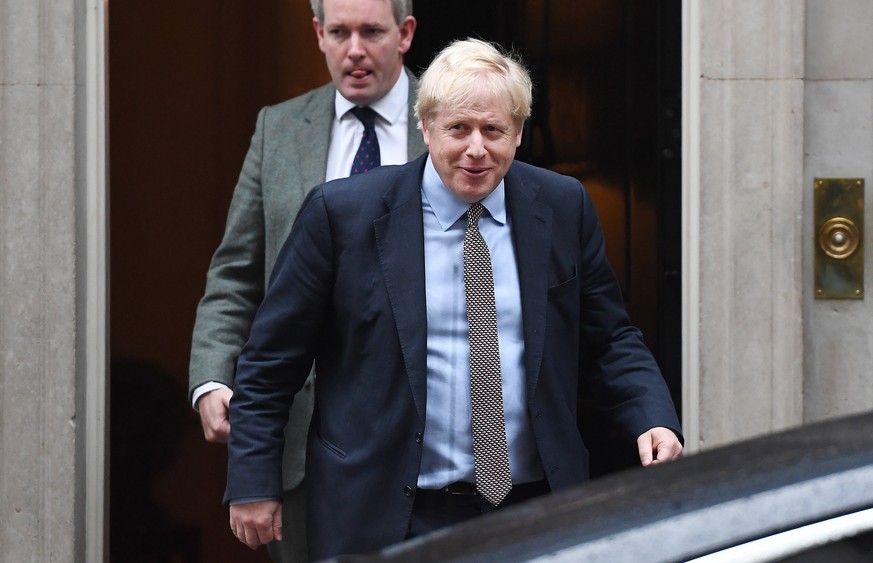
[466,132,486,157]
[348,33,365,59]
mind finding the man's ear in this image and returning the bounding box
[420,118,430,146]
[313,17,327,52]
[397,16,416,54]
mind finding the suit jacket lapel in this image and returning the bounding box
[296,83,335,192]
[264,83,335,276]
[270,82,333,244]
[505,166,553,401]
[373,156,430,422]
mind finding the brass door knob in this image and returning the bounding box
[818,217,860,259]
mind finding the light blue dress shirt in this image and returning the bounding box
[417,156,544,489]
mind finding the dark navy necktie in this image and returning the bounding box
[349,106,381,175]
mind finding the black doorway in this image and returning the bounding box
[409,0,683,475]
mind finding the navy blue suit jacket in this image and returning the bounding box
[225,154,682,559]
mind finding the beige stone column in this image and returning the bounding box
[0,0,107,561]
[683,0,805,450]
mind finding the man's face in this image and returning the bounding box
[314,0,416,106]
[422,95,523,204]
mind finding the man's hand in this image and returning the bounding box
[637,426,683,466]
[197,387,233,443]
[230,500,283,550]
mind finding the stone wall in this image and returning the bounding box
[685,0,805,449]
[1,0,105,561]
[803,0,873,421]
[1,0,79,560]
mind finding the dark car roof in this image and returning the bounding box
[327,412,873,562]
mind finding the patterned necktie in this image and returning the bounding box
[463,203,512,506]
[349,106,381,175]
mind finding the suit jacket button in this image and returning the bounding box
[415,432,423,443]
[404,485,414,497]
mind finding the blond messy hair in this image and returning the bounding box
[415,38,532,128]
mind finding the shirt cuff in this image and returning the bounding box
[192,381,230,410]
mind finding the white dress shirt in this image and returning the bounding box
[325,70,410,181]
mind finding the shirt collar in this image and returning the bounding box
[334,69,409,125]
[422,155,507,232]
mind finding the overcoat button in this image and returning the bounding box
[415,432,423,443]
[404,485,414,497]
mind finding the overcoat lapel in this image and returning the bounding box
[295,84,335,196]
[505,167,553,401]
[373,157,430,423]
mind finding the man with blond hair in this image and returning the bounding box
[225,38,683,560]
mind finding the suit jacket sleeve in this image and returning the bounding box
[575,186,682,442]
[188,107,268,400]
[224,186,332,503]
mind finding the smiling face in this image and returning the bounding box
[313,0,416,106]
[421,94,523,204]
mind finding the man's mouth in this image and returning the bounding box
[462,167,489,175]
[348,69,371,80]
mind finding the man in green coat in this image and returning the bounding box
[188,1,425,560]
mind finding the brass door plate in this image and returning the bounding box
[814,178,864,299]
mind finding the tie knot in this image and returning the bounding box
[350,106,377,131]
[467,203,484,227]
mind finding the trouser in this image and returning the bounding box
[266,481,308,563]
[406,480,550,540]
